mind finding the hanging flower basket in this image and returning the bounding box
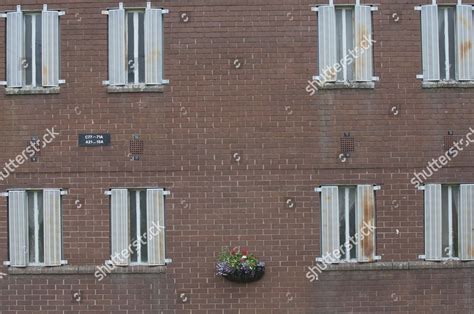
[216,246,265,283]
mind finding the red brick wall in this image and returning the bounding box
[0,0,473,313]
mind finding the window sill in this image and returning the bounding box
[107,85,165,93]
[5,86,60,95]
[422,81,474,88]
[316,81,375,90]
[5,265,166,275]
[322,260,474,272]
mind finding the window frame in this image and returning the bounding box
[3,188,67,268]
[421,184,462,261]
[316,184,380,264]
[106,188,169,267]
[416,3,474,86]
[0,5,64,93]
[103,3,169,92]
[311,3,378,89]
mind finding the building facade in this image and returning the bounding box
[0,0,473,313]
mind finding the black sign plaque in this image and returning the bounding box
[78,134,111,147]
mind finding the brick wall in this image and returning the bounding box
[0,0,473,313]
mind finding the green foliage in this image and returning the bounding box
[218,246,259,270]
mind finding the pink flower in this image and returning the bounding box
[230,247,239,256]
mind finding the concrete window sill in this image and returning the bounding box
[422,81,474,88]
[324,260,474,272]
[107,85,165,93]
[317,81,375,90]
[5,87,60,95]
[5,265,166,275]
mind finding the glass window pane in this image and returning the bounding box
[130,190,138,262]
[452,186,459,257]
[127,12,135,84]
[338,188,346,260]
[37,192,44,263]
[24,15,33,86]
[345,9,354,81]
[140,190,147,263]
[438,8,446,80]
[447,7,455,80]
[28,192,35,263]
[35,14,42,86]
[27,191,44,264]
[138,12,145,83]
[438,7,456,80]
[335,8,354,82]
[348,187,356,260]
[441,186,450,257]
[336,9,344,81]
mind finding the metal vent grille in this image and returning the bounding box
[340,137,355,154]
[444,135,457,151]
[129,139,144,160]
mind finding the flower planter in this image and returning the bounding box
[216,246,265,283]
[221,264,265,283]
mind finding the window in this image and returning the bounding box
[4,189,66,267]
[107,188,168,266]
[316,185,379,264]
[312,1,377,86]
[420,184,474,261]
[417,3,474,83]
[1,5,64,89]
[104,2,169,88]
[28,191,44,264]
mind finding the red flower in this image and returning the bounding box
[230,247,239,256]
[241,247,249,256]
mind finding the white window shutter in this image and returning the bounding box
[8,191,28,267]
[424,184,442,260]
[42,9,60,87]
[144,7,164,85]
[110,189,129,266]
[43,189,62,266]
[317,5,337,82]
[356,185,376,262]
[320,186,339,261]
[108,7,126,86]
[146,189,166,265]
[354,5,373,82]
[455,5,474,81]
[459,184,474,261]
[421,5,440,81]
[6,8,23,88]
